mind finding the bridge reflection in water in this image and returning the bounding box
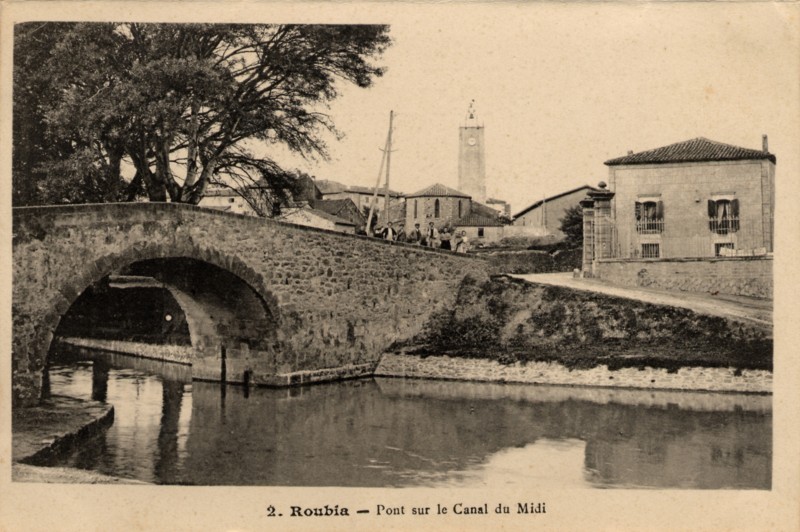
[44,350,771,488]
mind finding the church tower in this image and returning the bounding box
[458,100,486,204]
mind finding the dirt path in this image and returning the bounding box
[511,273,772,329]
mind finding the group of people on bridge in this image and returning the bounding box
[373,221,471,253]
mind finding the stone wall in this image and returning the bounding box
[58,337,194,365]
[375,353,772,394]
[482,248,582,275]
[12,203,489,406]
[595,256,772,299]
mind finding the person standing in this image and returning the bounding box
[407,223,422,244]
[379,222,397,241]
[426,222,440,248]
[455,230,470,253]
[396,223,407,243]
[439,227,452,251]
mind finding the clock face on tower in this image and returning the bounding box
[468,137,476,146]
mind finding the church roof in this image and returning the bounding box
[605,137,776,166]
[406,183,471,198]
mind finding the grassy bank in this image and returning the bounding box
[396,275,772,372]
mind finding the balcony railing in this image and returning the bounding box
[708,216,740,235]
[635,218,664,234]
[601,217,768,260]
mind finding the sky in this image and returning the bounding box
[263,3,800,215]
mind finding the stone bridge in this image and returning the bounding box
[12,203,488,407]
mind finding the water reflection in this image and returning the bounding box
[45,351,771,489]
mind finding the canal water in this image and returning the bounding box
[44,350,771,488]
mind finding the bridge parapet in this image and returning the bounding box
[13,203,489,406]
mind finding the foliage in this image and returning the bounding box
[13,23,391,207]
[559,204,584,248]
[402,275,772,371]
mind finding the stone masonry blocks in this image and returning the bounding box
[12,203,489,406]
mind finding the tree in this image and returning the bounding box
[13,23,391,208]
[559,204,584,248]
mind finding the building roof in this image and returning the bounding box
[513,185,597,219]
[318,180,403,197]
[454,212,504,227]
[344,184,404,197]
[310,198,357,216]
[283,206,355,226]
[470,201,503,219]
[406,183,471,198]
[604,137,776,166]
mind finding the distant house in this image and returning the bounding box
[604,136,775,259]
[280,206,356,234]
[199,187,258,216]
[405,183,472,230]
[512,185,597,240]
[454,212,504,244]
[309,198,366,230]
[199,173,322,217]
[317,179,405,217]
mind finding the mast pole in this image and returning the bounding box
[365,113,392,235]
[382,110,395,226]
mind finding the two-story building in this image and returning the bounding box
[580,136,775,299]
[604,136,775,259]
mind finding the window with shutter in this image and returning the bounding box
[709,198,738,234]
[635,200,663,233]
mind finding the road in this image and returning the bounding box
[511,272,772,328]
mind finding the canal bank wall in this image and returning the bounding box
[375,353,772,394]
[58,337,193,364]
[13,395,115,465]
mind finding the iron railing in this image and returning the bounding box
[635,219,664,234]
[708,216,740,235]
[600,218,769,259]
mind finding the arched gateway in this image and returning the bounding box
[13,203,488,407]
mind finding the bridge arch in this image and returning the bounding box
[40,239,283,396]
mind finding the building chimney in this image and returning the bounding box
[762,134,769,153]
[627,150,634,155]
